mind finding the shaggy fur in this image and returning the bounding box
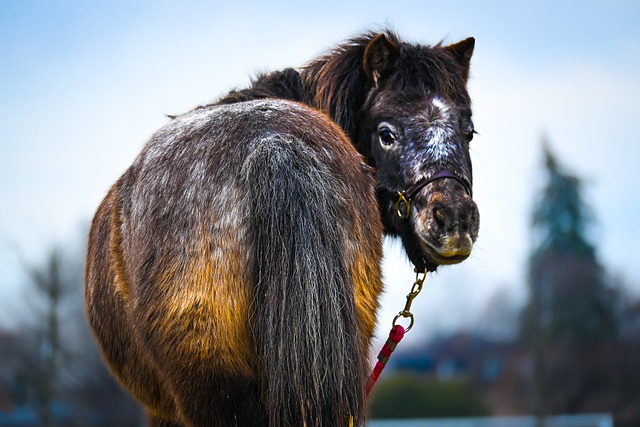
[86,30,479,427]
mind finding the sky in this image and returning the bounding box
[1,1,639,346]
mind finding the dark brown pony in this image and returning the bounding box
[85,30,479,426]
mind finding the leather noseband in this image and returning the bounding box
[395,170,472,219]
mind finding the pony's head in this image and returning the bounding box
[357,33,479,272]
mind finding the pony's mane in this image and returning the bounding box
[214,31,397,138]
[389,39,470,102]
[215,29,469,137]
[217,68,304,106]
[299,29,469,137]
[300,30,399,139]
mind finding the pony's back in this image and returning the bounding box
[85,99,383,426]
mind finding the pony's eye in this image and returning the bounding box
[377,124,398,146]
[465,126,476,143]
[466,131,474,143]
[379,129,397,145]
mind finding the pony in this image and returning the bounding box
[85,30,479,427]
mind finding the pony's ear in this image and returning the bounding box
[363,34,399,87]
[445,37,475,81]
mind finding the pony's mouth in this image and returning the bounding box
[419,237,472,266]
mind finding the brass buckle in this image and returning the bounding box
[395,191,411,219]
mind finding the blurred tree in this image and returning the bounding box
[520,143,618,420]
[530,144,596,260]
[3,236,144,426]
[21,247,75,426]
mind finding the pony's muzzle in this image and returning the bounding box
[416,190,479,265]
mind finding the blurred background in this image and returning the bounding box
[1,1,639,426]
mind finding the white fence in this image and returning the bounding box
[369,413,614,427]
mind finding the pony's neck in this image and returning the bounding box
[216,36,375,144]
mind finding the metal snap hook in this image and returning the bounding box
[391,268,427,333]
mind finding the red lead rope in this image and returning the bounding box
[365,324,406,397]
[365,269,426,398]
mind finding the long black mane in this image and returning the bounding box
[217,30,470,146]
[217,31,385,141]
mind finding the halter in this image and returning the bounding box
[395,169,472,219]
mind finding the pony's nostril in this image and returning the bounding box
[433,207,447,229]
[460,212,472,233]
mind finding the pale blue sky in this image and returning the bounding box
[1,1,639,342]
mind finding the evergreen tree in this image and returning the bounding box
[520,142,618,417]
[522,143,617,344]
[531,145,595,260]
